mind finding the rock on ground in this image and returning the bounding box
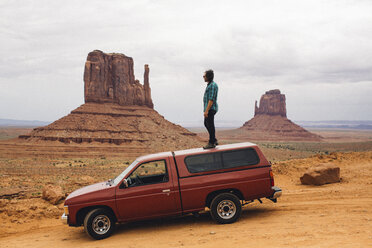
[300,163,340,185]
[42,185,64,205]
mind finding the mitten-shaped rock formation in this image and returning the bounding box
[254,89,286,117]
[217,89,322,141]
[240,89,321,141]
[84,50,153,108]
[19,50,202,153]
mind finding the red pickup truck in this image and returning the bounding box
[61,142,282,239]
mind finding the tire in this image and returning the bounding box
[210,193,242,224]
[84,208,115,240]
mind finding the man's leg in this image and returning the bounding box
[204,116,210,132]
[206,110,216,144]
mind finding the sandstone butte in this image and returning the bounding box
[216,89,322,141]
[19,50,203,152]
[240,89,322,141]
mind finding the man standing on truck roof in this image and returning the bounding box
[203,69,218,149]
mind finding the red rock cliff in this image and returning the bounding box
[19,50,203,152]
[237,89,322,141]
[84,50,153,108]
[254,89,286,117]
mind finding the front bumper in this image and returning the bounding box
[61,213,68,225]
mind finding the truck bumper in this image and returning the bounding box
[268,186,282,202]
[271,186,282,198]
[61,213,68,225]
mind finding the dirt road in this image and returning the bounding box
[1,152,372,248]
[1,186,371,247]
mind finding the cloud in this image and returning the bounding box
[1,0,372,123]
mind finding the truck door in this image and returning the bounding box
[115,157,181,221]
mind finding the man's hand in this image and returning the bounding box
[204,100,213,118]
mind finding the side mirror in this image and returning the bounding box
[123,178,129,188]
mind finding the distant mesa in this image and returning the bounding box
[19,50,203,152]
[240,89,322,141]
[217,89,322,141]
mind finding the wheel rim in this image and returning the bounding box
[217,200,236,219]
[92,215,111,235]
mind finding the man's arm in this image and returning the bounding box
[204,100,213,118]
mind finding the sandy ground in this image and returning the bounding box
[1,149,371,248]
[1,129,372,247]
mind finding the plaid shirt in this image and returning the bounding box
[203,81,218,112]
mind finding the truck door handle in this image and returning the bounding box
[162,189,170,193]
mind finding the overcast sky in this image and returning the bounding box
[1,0,371,127]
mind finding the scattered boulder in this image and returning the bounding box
[300,163,340,186]
[73,176,96,186]
[80,175,95,184]
[42,185,64,205]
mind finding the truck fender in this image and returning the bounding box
[76,205,117,226]
[205,189,244,208]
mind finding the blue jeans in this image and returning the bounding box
[204,109,217,144]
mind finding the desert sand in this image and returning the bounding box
[0,129,372,247]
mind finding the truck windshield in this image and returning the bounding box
[113,160,139,186]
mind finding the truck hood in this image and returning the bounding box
[65,181,115,205]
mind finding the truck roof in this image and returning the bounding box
[136,142,257,162]
[136,151,173,162]
[173,142,257,156]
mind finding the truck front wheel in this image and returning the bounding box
[84,208,115,240]
[210,193,242,224]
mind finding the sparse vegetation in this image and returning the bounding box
[0,128,371,245]
[0,127,34,140]
[256,141,372,162]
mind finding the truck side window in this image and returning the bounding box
[127,160,168,187]
[185,148,260,173]
[185,153,223,173]
[222,148,259,168]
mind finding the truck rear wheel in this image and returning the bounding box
[210,193,242,224]
[84,208,115,240]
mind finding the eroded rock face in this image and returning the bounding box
[238,89,322,141]
[255,89,286,117]
[84,50,153,108]
[300,163,341,186]
[143,64,153,108]
[19,50,203,152]
[241,114,322,140]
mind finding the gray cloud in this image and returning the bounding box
[1,0,372,124]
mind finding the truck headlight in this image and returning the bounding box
[64,206,69,215]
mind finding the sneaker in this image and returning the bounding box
[203,143,216,149]
[214,140,219,146]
